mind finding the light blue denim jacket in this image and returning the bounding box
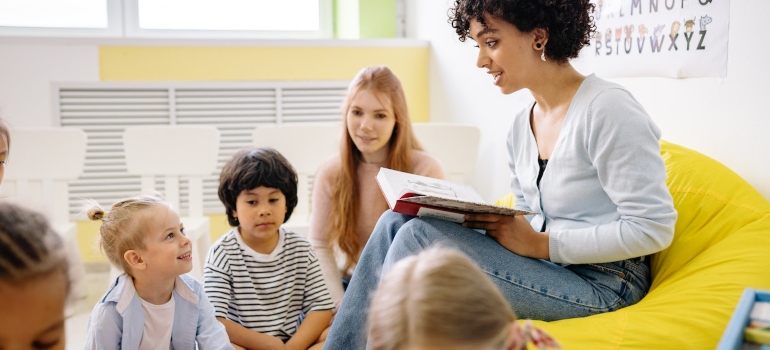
[84,274,233,350]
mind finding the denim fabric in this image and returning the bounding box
[323,211,650,350]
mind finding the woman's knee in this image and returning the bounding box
[400,217,467,238]
[372,210,412,236]
[377,210,412,227]
[393,217,469,250]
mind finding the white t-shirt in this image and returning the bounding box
[138,295,175,350]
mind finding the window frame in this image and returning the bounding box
[0,0,123,37]
[121,0,334,39]
[0,0,334,39]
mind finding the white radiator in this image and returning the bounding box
[53,81,348,216]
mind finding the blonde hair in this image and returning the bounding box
[85,193,168,273]
[368,247,516,350]
[0,117,9,152]
[330,66,423,271]
[0,202,68,288]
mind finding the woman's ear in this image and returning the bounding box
[124,250,146,271]
[532,27,549,48]
[503,322,525,350]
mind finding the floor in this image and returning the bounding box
[65,264,111,349]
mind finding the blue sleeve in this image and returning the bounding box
[506,122,534,217]
[548,88,677,263]
[195,282,235,350]
[83,303,123,350]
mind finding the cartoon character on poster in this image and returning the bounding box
[669,21,681,51]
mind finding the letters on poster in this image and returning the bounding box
[588,0,729,78]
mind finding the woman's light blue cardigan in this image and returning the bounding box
[508,74,677,264]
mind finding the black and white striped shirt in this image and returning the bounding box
[203,228,334,341]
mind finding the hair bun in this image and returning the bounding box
[87,208,105,221]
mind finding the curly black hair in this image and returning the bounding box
[218,147,299,226]
[449,0,596,62]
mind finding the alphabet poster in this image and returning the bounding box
[588,0,730,78]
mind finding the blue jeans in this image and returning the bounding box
[323,211,650,350]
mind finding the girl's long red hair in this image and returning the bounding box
[329,66,422,272]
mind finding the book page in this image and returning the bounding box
[378,167,485,203]
[752,302,770,323]
[376,169,398,209]
[416,207,465,223]
[405,178,459,199]
[403,196,533,216]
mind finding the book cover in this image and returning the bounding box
[746,302,770,346]
[376,167,533,223]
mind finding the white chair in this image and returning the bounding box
[118,125,220,282]
[412,123,481,184]
[252,123,342,237]
[0,128,88,304]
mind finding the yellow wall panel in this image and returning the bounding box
[99,46,430,120]
[209,213,233,241]
[77,220,105,263]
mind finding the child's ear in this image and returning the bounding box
[503,322,524,350]
[124,250,147,271]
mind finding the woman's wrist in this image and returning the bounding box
[539,232,551,260]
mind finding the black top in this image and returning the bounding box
[537,158,548,232]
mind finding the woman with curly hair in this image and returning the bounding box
[324,0,677,348]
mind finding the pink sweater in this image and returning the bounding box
[309,149,444,303]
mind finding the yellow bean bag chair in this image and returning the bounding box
[496,141,770,349]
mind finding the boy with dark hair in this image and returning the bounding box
[205,147,333,350]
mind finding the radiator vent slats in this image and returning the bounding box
[55,82,348,217]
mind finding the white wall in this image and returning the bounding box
[0,42,99,128]
[2,1,769,202]
[409,0,770,203]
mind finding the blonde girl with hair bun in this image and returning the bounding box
[368,247,561,350]
[310,65,445,304]
[83,193,233,349]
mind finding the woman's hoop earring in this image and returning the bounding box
[541,49,547,62]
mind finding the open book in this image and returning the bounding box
[376,167,533,223]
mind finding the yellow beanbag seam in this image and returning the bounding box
[610,309,628,350]
[668,186,770,218]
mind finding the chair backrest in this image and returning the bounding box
[252,123,342,223]
[123,125,220,217]
[412,123,480,184]
[1,128,87,224]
